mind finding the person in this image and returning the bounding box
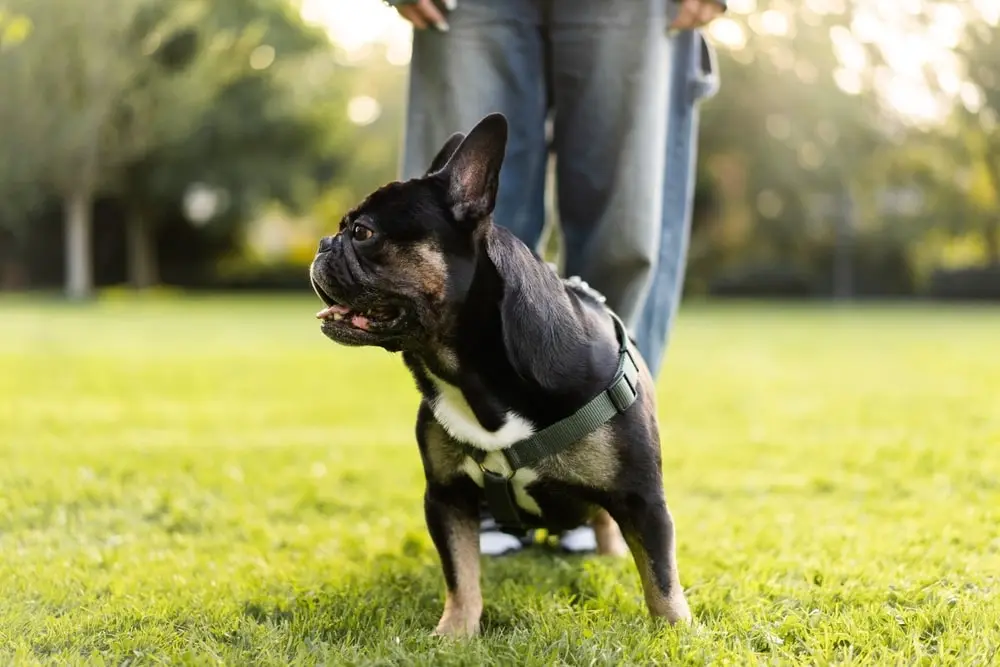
[388,0,726,555]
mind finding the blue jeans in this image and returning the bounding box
[634,29,719,377]
[402,0,672,340]
[402,1,717,378]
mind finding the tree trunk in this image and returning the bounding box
[64,188,93,300]
[984,146,1000,267]
[833,182,856,301]
[127,205,158,290]
[985,219,1000,267]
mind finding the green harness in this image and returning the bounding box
[461,312,641,529]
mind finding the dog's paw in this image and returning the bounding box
[432,613,480,639]
[664,595,693,626]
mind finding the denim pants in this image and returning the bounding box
[635,29,719,377]
[401,0,716,380]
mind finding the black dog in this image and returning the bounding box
[309,113,691,637]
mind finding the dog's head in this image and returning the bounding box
[309,113,508,352]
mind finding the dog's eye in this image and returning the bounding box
[351,223,374,242]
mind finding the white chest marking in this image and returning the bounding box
[428,374,534,451]
[428,373,543,516]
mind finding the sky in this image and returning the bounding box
[298,0,996,126]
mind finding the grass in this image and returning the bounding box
[2,294,999,665]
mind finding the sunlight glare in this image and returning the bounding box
[726,0,757,14]
[300,0,412,63]
[708,18,747,50]
[936,69,962,98]
[833,68,863,96]
[927,2,966,49]
[959,82,984,113]
[885,76,942,124]
[973,0,1000,25]
[829,25,867,72]
[804,0,845,16]
[759,10,790,36]
[850,10,881,43]
[347,96,382,126]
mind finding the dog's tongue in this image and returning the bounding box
[315,304,350,319]
[314,303,370,330]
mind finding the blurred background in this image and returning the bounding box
[0,0,998,302]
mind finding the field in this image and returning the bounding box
[2,295,999,665]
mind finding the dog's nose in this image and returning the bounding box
[317,235,334,253]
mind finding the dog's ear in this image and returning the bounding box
[485,228,611,392]
[438,113,508,225]
[426,132,466,176]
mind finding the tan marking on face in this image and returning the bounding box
[592,509,628,557]
[405,241,448,301]
[432,513,483,638]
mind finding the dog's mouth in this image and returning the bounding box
[312,277,406,336]
[316,302,404,331]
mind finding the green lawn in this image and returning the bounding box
[2,295,999,665]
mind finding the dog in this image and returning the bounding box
[309,113,691,637]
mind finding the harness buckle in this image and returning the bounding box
[607,347,640,413]
[478,461,512,480]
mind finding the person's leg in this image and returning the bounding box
[634,30,718,377]
[402,0,549,556]
[402,0,549,251]
[547,0,673,554]
[550,0,672,334]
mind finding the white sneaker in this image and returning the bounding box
[558,525,597,554]
[479,530,525,556]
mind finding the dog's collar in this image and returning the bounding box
[461,310,640,529]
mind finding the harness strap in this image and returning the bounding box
[464,312,640,529]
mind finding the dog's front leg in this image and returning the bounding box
[612,492,692,625]
[424,482,482,638]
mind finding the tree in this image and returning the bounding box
[0,0,261,298]
[687,0,999,294]
[117,0,338,289]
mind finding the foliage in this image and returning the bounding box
[0,0,251,205]
[1,297,999,662]
[0,0,342,295]
[691,0,1000,293]
[123,0,342,224]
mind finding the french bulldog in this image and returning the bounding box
[309,113,691,637]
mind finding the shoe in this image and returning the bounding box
[558,525,597,554]
[478,513,535,557]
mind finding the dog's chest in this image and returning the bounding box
[427,374,544,515]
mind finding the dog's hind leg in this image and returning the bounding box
[612,494,692,625]
[424,483,483,637]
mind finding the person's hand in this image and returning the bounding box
[670,0,725,30]
[394,0,455,32]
